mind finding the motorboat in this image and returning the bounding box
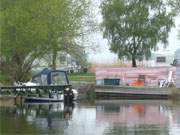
[14,68,78,103]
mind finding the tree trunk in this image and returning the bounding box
[132,36,137,67]
[132,56,137,67]
[52,49,57,70]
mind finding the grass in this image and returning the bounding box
[68,72,95,82]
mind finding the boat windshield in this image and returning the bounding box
[32,74,48,85]
[51,72,68,85]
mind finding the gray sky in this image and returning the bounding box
[87,0,180,64]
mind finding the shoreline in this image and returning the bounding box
[1,83,180,106]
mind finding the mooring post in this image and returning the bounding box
[15,96,24,106]
[64,87,74,106]
[176,49,180,88]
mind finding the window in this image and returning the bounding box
[41,75,48,85]
[156,57,166,63]
[32,75,48,85]
[59,55,66,64]
[51,72,68,85]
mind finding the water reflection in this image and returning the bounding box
[96,104,167,125]
[0,100,180,135]
[96,100,180,135]
[0,103,74,135]
[25,103,69,131]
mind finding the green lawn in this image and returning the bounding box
[68,73,95,82]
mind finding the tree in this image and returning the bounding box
[101,0,175,67]
[0,0,89,84]
[0,0,49,84]
[168,0,180,13]
[168,0,180,39]
[43,0,89,69]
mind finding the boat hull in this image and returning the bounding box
[25,97,63,103]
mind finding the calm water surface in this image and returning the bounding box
[0,100,180,135]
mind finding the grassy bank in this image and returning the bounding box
[68,72,95,82]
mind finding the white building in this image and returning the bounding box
[32,52,81,73]
[57,52,81,73]
[149,50,174,67]
[116,50,175,67]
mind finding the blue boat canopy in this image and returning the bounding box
[32,68,69,85]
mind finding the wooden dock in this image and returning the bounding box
[0,85,72,104]
[95,85,177,100]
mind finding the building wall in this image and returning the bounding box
[56,52,81,73]
[150,50,174,67]
[32,52,81,73]
[118,50,174,67]
[96,67,176,86]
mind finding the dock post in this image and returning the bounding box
[64,87,74,106]
[15,96,24,106]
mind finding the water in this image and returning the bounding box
[0,100,180,135]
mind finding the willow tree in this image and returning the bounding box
[0,0,49,84]
[101,0,175,67]
[0,0,89,84]
[43,0,89,69]
[168,0,180,39]
[168,0,180,13]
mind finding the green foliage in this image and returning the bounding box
[41,0,89,69]
[168,0,180,39]
[168,0,180,13]
[0,0,89,84]
[0,0,49,84]
[101,0,175,67]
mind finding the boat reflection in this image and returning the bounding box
[4,103,75,133]
[1,100,180,135]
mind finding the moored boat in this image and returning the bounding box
[15,68,78,103]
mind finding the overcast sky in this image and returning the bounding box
[87,0,180,64]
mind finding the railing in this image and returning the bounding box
[0,85,71,95]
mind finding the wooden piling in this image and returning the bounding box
[14,96,25,105]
